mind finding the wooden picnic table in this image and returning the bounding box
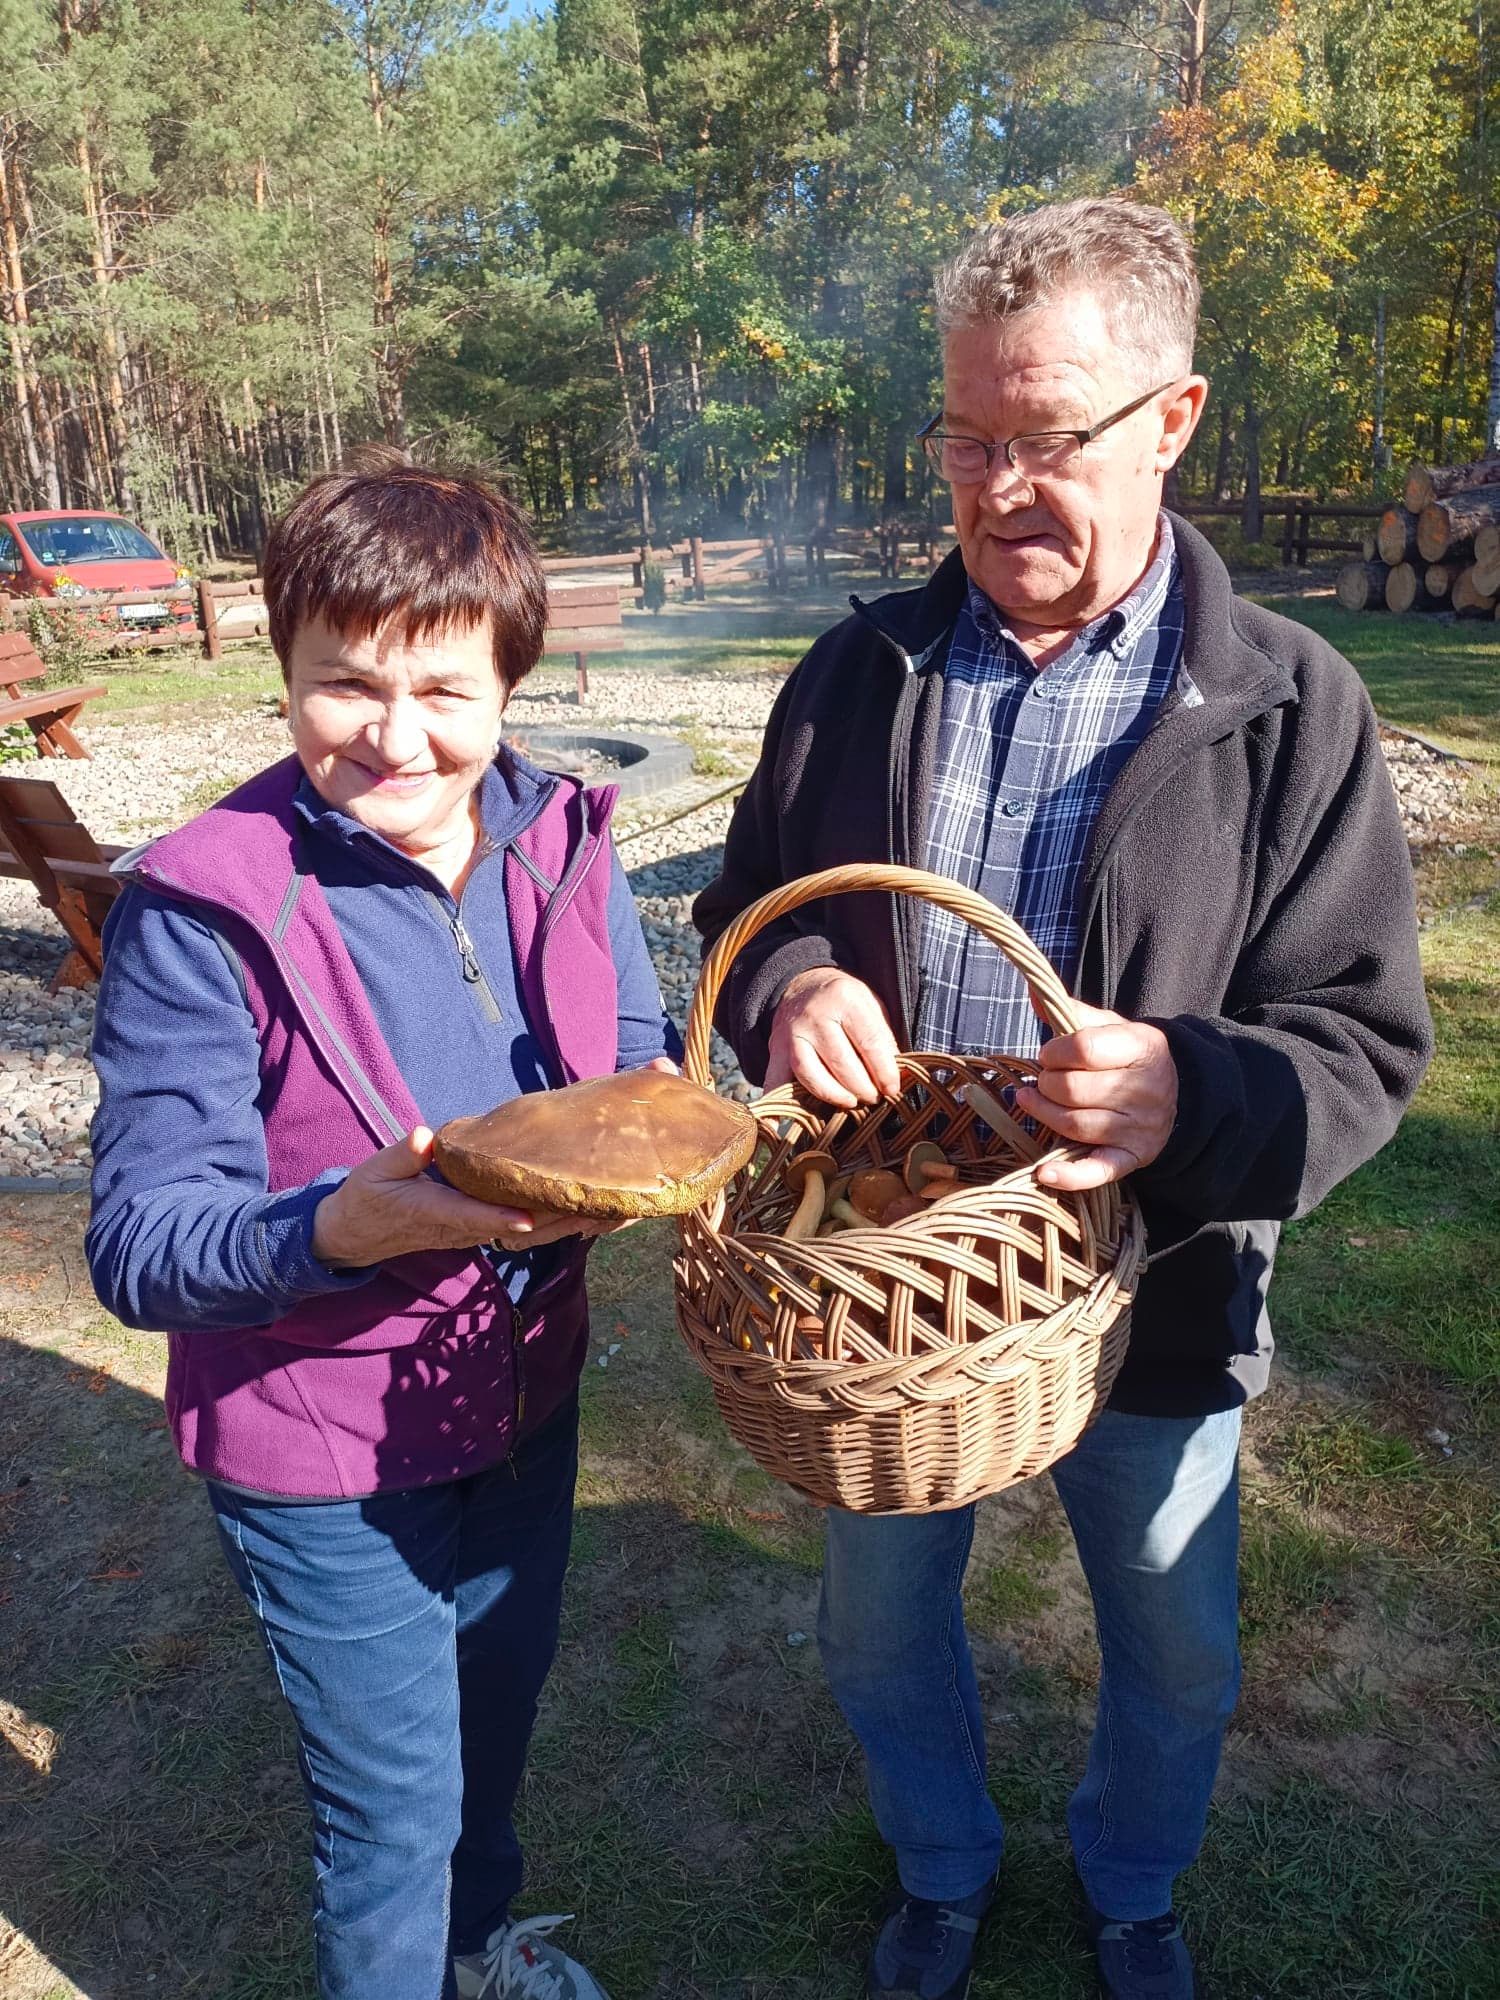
[0,628,106,758]
[0,773,127,988]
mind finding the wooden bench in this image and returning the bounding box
[0,629,106,759]
[543,583,625,700]
[0,774,127,989]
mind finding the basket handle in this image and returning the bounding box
[684,862,1083,1087]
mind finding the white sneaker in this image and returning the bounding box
[453,1912,613,2000]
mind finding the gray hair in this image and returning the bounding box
[933,197,1199,378]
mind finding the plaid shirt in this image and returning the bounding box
[914,515,1194,1061]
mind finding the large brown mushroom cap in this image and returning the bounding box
[433,1070,758,1219]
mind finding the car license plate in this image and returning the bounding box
[119,601,168,622]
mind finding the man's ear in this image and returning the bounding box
[1157,376,1210,473]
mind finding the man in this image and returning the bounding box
[693,198,1431,2000]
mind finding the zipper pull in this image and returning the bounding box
[451,914,482,982]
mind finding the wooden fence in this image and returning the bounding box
[1175,499,1386,566]
[0,578,268,657]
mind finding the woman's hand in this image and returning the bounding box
[312,1128,541,1268]
[312,1128,619,1267]
[313,1058,683,1269]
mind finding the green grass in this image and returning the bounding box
[1276,893,1500,1390]
[1274,1411,1424,1506]
[1253,592,1500,761]
[1239,1508,1363,1653]
[1183,1779,1498,1999]
[611,1610,683,1732]
[67,639,282,715]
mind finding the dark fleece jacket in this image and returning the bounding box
[692,515,1433,1416]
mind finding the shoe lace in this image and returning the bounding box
[478,1913,576,1999]
[1119,1914,1180,1980]
[894,1896,954,1969]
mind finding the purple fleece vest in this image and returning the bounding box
[130,756,620,1498]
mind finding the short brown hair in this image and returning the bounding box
[264,450,549,692]
[934,197,1199,376]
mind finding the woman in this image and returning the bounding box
[86,457,678,2000]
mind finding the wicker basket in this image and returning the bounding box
[674,864,1144,1515]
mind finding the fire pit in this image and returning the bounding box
[506,730,694,801]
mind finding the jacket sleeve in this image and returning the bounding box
[1139,691,1434,1222]
[86,888,376,1332]
[691,656,843,1084]
[605,850,684,1071]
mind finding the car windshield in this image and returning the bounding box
[15,516,164,566]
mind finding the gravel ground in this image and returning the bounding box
[0,670,1475,1182]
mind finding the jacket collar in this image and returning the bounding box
[849,511,1299,716]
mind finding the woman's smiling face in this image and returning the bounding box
[286,615,505,860]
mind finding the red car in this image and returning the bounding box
[0,508,194,634]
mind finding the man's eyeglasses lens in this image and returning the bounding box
[924,432,1082,485]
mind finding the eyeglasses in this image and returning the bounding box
[918,382,1178,487]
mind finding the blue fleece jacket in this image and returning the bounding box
[87,755,679,1333]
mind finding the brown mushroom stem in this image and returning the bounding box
[781,1150,839,1241]
[903,1141,953,1194]
[784,1175,825,1240]
[960,1080,1025,1143]
[828,1198,867,1228]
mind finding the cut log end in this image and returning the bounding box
[1337,561,1390,612]
[1451,564,1497,616]
[1385,563,1435,615]
[1376,505,1420,567]
[1416,486,1500,563]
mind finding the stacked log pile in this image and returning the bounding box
[1343,458,1500,615]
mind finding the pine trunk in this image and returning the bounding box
[0,125,60,507]
[77,133,131,507]
[1404,458,1500,513]
[1424,563,1455,600]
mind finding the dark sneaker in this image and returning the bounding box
[1083,1903,1198,1999]
[866,1872,998,1999]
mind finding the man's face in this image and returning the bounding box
[942,290,1203,628]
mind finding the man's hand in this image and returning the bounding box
[765,967,902,1107]
[1012,1002,1178,1191]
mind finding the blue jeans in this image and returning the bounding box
[818,1407,1242,1920]
[208,1395,578,2000]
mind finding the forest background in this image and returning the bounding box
[0,0,1486,562]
